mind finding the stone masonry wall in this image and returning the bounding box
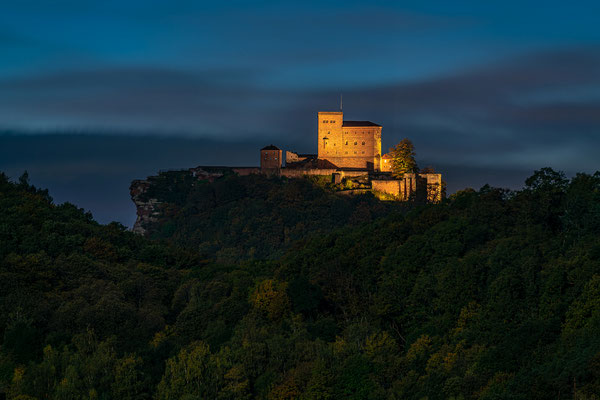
[317,111,382,170]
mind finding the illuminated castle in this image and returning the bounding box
[256,110,443,202]
[131,110,443,234]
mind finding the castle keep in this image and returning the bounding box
[317,112,382,170]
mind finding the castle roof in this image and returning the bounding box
[261,144,280,151]
[343,121,381,127]
[285,158,339,170]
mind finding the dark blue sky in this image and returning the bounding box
[1,0,599,225]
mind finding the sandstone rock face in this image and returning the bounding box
[129,179,162,235]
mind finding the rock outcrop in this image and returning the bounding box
[129,179,162,235]
[130,166,260,235]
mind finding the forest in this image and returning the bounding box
[1,168,600,399]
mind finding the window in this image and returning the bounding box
[345,151,348,154]
[354,142,357,145]
[362,141,365,145]
[362,151,365,154]
[345,141,348,145]
[354,151,357,154]
[322,120,327,123]
[330,120,335,123]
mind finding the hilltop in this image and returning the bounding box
[1,168,600,399]
[130,168,407,262]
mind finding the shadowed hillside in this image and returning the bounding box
[2,168,600,399]
[130,170,403,262]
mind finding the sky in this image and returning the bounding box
[1,0,599,225]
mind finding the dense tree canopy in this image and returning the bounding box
[1,168,600,399]
[138,171,400,262]
[389,138,418,178]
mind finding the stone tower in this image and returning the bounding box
[260,145,282,173]
[317,111,382,171]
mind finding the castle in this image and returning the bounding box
[131,110,443,233]
[258,111,443,202]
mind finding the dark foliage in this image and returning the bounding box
[2,168,600,399]
[140,171,398,262]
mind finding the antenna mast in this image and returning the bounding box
[340,94,343,112]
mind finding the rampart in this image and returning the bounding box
[372,173,443,203]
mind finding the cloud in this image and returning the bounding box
[301,47,600,170]
[0,67,285,137]
[1,46,599,173]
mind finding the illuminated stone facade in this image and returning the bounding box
[372,173,443,203]
[381,152,393,172]
[317,111,382,171]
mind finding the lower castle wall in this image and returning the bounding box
[280,168,338,178]
[372,173,443,202]
[320,156,378,170]
[372,180,401,198]
[233,167,261,176]
[422,173,443,203]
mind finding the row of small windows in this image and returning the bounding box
[343,151,365,154]
[323,130,375,135]
[322,120,337,123]
[327,141,367,146]
[345,141,366,145]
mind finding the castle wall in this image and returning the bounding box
[421,173,443,203]
[372,180,401,198]
[372,173,443,202]
[280,168,339,178]
[317,112,382,170]
[381,154,393,172]
[233,167,261,176]
[286,151,310,165]
[317,111,344,161]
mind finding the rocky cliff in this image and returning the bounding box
[130,166,259,235]
[129,179,162,235]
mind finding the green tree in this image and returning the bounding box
[250,279,290,321]
[112,355,148,400]
[156,341,221,400]
[389,139,418,178]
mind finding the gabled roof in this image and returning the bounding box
[261,144,280,151]
[342,121,381,127]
